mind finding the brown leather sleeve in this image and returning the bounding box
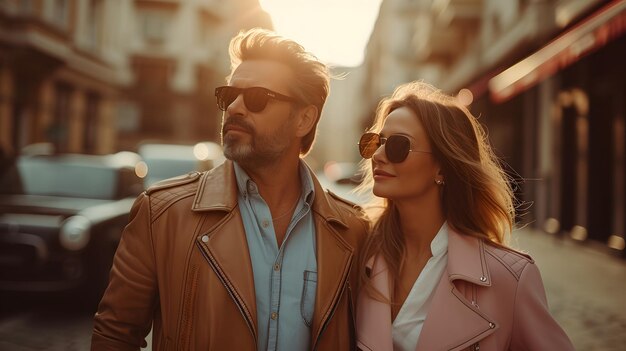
[91,193,157,350]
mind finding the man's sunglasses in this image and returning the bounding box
[358,132,432,163]
[215,86,297,113]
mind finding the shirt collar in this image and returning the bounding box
[430,221,449,257]
[233,162,254,197]
[233,161,315,205]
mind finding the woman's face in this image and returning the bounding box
[371,106,442,202]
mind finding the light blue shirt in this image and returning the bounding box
[234,162,317,351]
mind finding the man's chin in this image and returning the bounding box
[223,131,247,144]
[223,145,252,162]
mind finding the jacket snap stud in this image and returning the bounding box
[489,322,495,328]
[201,235,209,243]
[480,276,487,282]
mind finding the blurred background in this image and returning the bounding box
[0,0,625,350]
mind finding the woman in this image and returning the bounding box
[355,82,573,351]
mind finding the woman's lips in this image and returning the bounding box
[373,169,395,180]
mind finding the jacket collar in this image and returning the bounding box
[308,166,349,229]
[357,229,497,351]
[416,229,497,351]
[192,160,353,345]
[191,160,348,228]
[191,160,238,212]
[447,229,492,286]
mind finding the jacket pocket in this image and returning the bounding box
[300,270,317,326]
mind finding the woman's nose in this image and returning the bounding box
[371,143,387,163]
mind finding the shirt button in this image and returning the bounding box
[489,322,495,329]
[273,264,280,271]
[271,312,278,320]
[262,219,270,228]
[247,182,256,193]
[201,235,208,243]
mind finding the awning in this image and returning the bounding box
[488,0,626,103]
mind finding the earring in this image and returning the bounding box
[435,179,444,185]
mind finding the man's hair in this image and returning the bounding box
[227,28,330,155]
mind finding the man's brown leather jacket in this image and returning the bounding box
[92,161,368,350]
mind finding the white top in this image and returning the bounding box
[392,222,449,351]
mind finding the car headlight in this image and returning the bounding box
[135,161,148,178]
[60,216,91,251]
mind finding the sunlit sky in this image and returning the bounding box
[258,0,383,67]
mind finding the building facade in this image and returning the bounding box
[0,0,271,155]
[118,0,271,151]
[360,0,625,254]
[0,0,131,155]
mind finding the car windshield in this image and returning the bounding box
[0,153,142,200]
[137,143,224,187]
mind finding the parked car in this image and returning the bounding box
[317,161,373,205]
[136,142,224,187]
[0,152,143,305]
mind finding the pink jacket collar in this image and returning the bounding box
[356,230,497,351]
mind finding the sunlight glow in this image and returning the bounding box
[259,0,383,67]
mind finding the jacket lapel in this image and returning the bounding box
[309,171,355,349]
[416,230,497,351]
[356,230,499,351]
[191,161,358,345]
[356,257,394,351]
[192,161,258,339]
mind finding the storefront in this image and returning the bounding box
[476,0,626,254]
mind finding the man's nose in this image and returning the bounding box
[226,93,246,114]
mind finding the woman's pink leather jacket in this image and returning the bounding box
[357,229,575,351]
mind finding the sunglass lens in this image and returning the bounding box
[386,135,410,163]
[359,133,380,159]
[244,88,269,112]
[216,87,239,111]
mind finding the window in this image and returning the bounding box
[83,93,100,153]
[44,0,69,29]
[50,83,71,153]
[86,0,104,51]
[142,9,172,45]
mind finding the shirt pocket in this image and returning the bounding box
[300,270,317,327]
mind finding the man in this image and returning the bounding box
[92,28,367,350]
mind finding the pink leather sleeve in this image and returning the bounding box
[510,262,575,351]
[91,193,157,351]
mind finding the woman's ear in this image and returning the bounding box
[295,105,318,138]
[435,167,445,184]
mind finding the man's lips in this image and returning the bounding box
[223,124,251,134]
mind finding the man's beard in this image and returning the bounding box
[221,115,294,169]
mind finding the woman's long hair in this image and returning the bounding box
[357,81,516,303]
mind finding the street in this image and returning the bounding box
[0,229,625,350]
[514,230,626,351]
[0,293,93,350]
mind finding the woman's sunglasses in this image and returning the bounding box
[215,86,297,113]
[358,132,432,163]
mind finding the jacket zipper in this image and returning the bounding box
[313,277,349,351]
[471,284,479,309]
[195,241,257,343]
[179,265,199,350]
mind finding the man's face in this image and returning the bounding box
[220,60,299,169]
